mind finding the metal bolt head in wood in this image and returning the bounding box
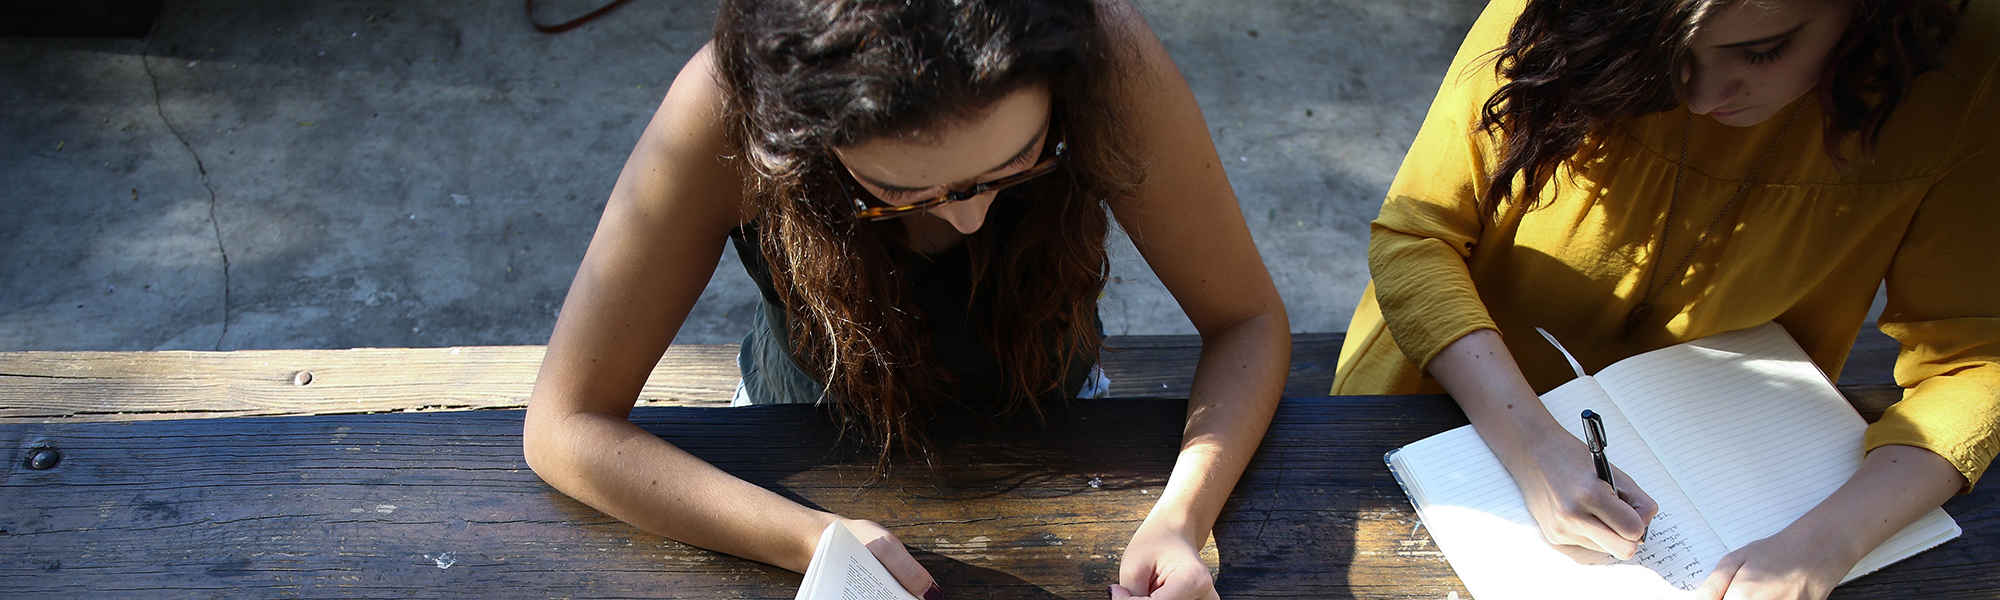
[25,446,60,470]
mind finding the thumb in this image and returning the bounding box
[1697,554,1744,600]
[861,533,937,600]
[1109,584,1135,600]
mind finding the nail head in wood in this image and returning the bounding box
[25,446,60,470]
[292,371,314,386]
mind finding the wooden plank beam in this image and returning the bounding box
[0,345,739,422]
[2,397,1991,598]
[0,335,1346,424]
[0,328,1900,423]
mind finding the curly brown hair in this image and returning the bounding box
[1477,0,1967,219]
[711,0,1143,468]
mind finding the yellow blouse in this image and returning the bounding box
[1333,0,2000,489]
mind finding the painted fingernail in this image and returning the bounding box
[925,582,943,600]
[1106,585,1117,600]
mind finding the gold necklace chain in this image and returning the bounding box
[1621,102,1805,342]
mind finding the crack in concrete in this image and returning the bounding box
[140,29,232,351]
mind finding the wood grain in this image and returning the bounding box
[3,397,1992,598]
[0,335,1340,424]
[0,345,740,422]
[0,328,1895,423]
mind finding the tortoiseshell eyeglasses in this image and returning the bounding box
[848,138,1068,221]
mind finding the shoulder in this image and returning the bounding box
[1908,0,2000,113]
[1874,1,2000,175]
[1414,0,1528,132]
[1087,0,1168,84]
[1934,0,2000,108]
[1953,0,2000,60]
[1091,0,1151,45]
[1448,0,1529,82]
[641,43,760,225]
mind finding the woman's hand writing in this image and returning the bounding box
[1509,432,1660,560]
[1424,329,1657,560]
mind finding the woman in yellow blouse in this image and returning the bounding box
[1334,0,1994,597]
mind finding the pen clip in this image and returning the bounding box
[1581,410,1607,453]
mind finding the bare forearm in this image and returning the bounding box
[1147,314,1287,544]
[523,409,833,572]
[1426,329,1563,466]
[1792,444,1963,567]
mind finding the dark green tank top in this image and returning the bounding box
[728,223,1098,409]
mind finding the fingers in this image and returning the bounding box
[1523,438,1660,560]
[1115,554,1215,600]
[1612,466,1661,525]
[1591,487,1652,546]
[1539,483,1644,559]
[1109,578,1218,600]
[1117,556,1154,597]
[1576,474,1656,552]
[1561,509,1642,560]
[1137,571,1219,600]
[1697,552,1746,600]
[855,521,939,600]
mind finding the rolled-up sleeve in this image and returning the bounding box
[1866,126,2000,491]
[1365,1,1511,373]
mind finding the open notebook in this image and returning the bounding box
[1386,322,1960,600]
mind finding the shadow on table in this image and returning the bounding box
[624,396,1473,598]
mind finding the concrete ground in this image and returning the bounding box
[1,0,1486,351]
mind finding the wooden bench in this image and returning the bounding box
[5,329,1992,599]
[0,329,1903,423]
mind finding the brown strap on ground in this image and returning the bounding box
[527,0,638,34]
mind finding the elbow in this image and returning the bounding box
[520,406,564,484]
[1197,309,1289,347]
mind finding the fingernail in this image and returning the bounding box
[1106,585,1116,600]
[926,582,943,600]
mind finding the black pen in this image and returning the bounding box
[1581,410,1615,493]
[1582,409,1646,543]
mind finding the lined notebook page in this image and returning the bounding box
[1391,415,1707,599]
[1597,323,1865,547]
[1845,507,1961,583]
[1539,377,1731,588]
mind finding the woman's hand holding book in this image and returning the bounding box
[839,518,943,600]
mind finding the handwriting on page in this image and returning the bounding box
[1599,323,1866,547]
[1538,379,1731,589]
[1553,512,1709,590]
[1399,427,1708,599]
[1606,513,1712,589]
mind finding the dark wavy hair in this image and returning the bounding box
[1477,0,1967,218]
[711,0,1141,468]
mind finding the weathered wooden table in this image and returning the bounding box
[2,332,1993,598]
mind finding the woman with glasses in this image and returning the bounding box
[521,1,1288,599]
[1335,0,1995,598]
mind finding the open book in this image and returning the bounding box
[1386,322,1960,600]
[796,521,921,600]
